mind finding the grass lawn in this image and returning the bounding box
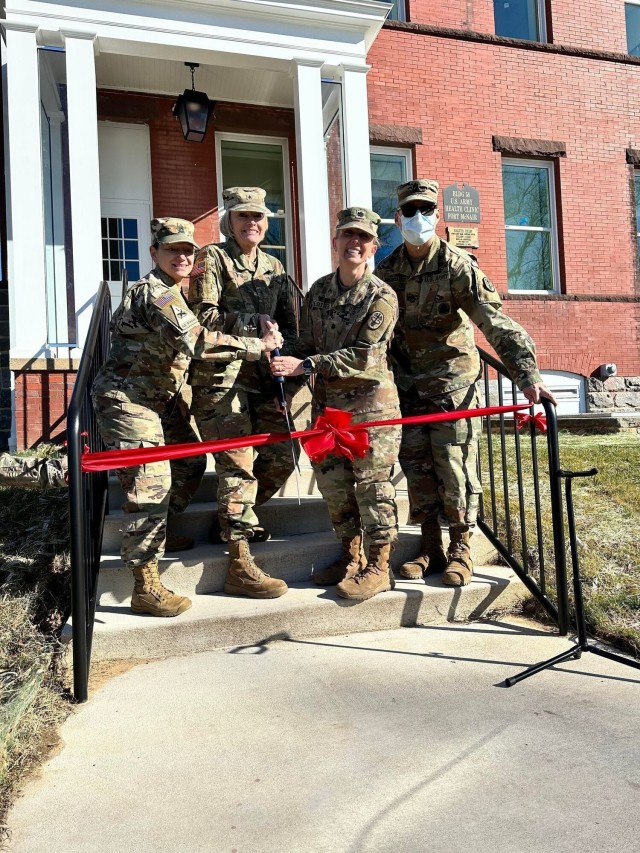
[481,430,640,658]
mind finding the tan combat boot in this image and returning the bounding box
[224,539,288,598]
[165,533,195,552]
[442,529,473,587]
[336,543,395,601]
[131,559,192,617]
[312,534,367,586]
[399,522,447,579]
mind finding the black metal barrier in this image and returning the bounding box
[477,348,570,635]
[67,281,112,702]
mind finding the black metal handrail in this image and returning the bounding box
[67,281,112,702]
[477,347,569,635]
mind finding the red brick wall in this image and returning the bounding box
[405,1,629,52]
[367,27,640,376]
[14,370,76,450]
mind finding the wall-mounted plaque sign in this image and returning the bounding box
[447,226,479,248]
[442,183,481,223]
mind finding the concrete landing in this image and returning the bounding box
[8,619,640,853]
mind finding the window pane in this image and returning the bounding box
[371,153,407,220]
[626,4,640,55]
[635,173,640,233]
[502,164,550,228]
[123,218,138,239]
[506,230,553,291]
[382,1,405,22]
[494,0,540,41]
[125,261,140,281]
[124,240,138,261]
[375,222,404,266]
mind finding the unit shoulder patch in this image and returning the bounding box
[368,311,385,330]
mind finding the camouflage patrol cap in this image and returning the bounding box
[223,186,271,215]
[150,217,199,248]
[335,206,381,238]
[397,179,439,206]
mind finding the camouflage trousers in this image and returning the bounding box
[191,386,298,542]
[399,384,482,535]
[312,412,401,545]
[0,453,67,489]
[93,395,206,567]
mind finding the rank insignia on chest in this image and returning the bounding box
[368,311,385,330]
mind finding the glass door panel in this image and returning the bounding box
[217,137,292,273]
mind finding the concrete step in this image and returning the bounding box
[102,492,415,553]
[77,562,523,662]
[97,526,498,601]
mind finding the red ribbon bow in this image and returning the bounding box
[300,408,370,463]
[515,411,547,433]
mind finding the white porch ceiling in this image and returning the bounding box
[95,53,294,108]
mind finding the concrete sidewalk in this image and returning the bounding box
[7,618,640,853]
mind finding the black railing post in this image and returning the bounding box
[67,281,111,702]
[542,400,569,636]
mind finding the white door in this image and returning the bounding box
[98,122,153,309]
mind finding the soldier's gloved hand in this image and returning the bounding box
[260,321,284,353]
[523,382,558,406]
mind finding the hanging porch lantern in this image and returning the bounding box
[172,63,215,143]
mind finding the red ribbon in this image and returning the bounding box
[81,403,538,473]
[514,411,547,433]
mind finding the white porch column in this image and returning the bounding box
[3,25,48,357]
[291,59,331,290]
[47,112,70,350]
[340,64,372,210]
[63,32,103,353]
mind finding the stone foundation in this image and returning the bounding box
[586,376,640,412]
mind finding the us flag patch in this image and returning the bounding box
[154,292,177,309]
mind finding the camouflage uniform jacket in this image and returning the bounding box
[92,266,263,412]
[295,268,400,420]
[188,238,300,393]
[375,237,542,399]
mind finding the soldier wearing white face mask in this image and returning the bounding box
[376,179,557,588]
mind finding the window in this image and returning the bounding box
[494,0,547,41]
[101,217,141,284]
[370,147,412,265]
[502,159,559,292]
[626,4,640,55]
[378,1,406,22]
[635,171,640,257]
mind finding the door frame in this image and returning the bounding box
[214,131,295,275]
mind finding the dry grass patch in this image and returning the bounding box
[0,448,72,845]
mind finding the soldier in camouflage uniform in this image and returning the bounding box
[271,207,401,601]
[0,453,68,489]
[376,180,557,587]
[92,217,283,617]
[188,187,301,599]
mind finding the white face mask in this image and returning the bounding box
[400,211,437,246]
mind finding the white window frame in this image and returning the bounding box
[502,157,560,294]
[370,145,413,229]
[214,132,294,275]
[494,0,547,42]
